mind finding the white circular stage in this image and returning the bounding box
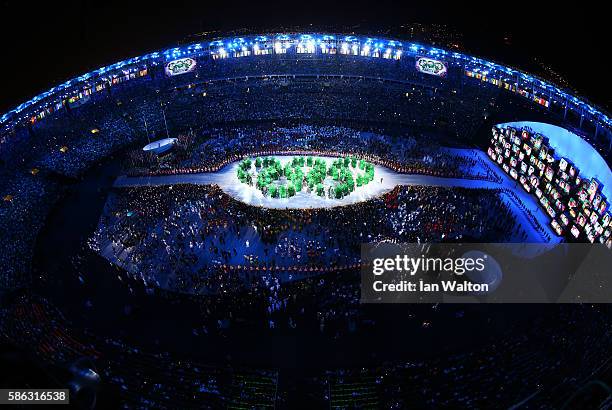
[216,155,401,209]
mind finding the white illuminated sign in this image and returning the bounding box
[415,57,447,77]
[165,58,197,76]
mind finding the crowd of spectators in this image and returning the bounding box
[327,304,612,409]
[0,74,499,292]
[0,173,61,288]
[127,124,499,182]
[90,183,526,296]
[1,294,609,408]
[0,57,501,291]
[0,47,608,409]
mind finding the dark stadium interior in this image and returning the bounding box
[1,2,611,409]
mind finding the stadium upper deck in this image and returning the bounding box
[0,33,610,149]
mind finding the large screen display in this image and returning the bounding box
[415,57,447,77]
[165,57,197,76]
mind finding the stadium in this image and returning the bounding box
[1,28,611,408]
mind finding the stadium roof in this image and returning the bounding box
[1,32,610,142]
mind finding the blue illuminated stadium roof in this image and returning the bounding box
[1,32,610,138]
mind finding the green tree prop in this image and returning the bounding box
[240,156,375,200]
[269,185,278,198]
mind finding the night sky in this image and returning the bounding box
[0,0,608,114]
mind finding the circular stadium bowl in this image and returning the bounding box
[142,138,177,155]
[1,30,611,409]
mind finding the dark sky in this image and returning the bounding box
[0,0,609,114]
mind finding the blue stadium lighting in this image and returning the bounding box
[0,32,611,134]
